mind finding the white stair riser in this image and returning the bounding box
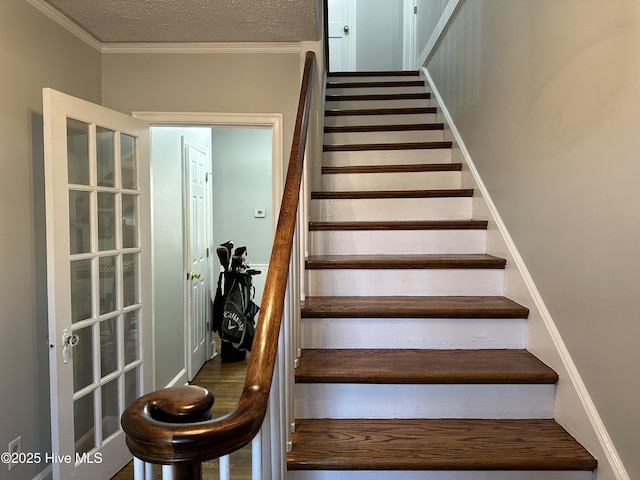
[325,129,444,144]
[300,317,525,349]
[326,86,426,95]
[307,270,504,296]
[326,98,431,109]
[311,198,472,222]
[322,171,461,191]
[310,230,486,255]
[288,470,592,480]
[295,384,554,419]
[325,113,436,126]
[323,149,451,166]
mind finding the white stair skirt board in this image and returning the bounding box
[324,129,444,144]
[300,317,526,349]
[307,269,504,296]
[309,230,487,255]
[325,113,437,126]
[287,470,593,480]
[295,383,555,419]
[322,148,452,166]
[326,86,427,95]
[321,170,461,191]
[325,98,432,109]
[310,198,472,222]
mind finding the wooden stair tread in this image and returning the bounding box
[326,107,436,116]
[301,295,528,318]
[323,141,451,152]
[287,418,597,471]
[322,164,460,174]
[305,254,505,270]
[326,80,424,88]
[308,220,488,231]
[325,123,444,133]
[311,189,473,199]
[326,92,431,101]
[296,349,557,384]
[328,70,420,77]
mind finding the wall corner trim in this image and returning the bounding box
[421,65,630,480]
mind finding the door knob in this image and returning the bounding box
[343,25,350,34]
[62,329,79,364]
[190,272,201,279]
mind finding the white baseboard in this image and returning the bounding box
[32,465,52,480]
[165,368,188,388]
[421,66,629,480]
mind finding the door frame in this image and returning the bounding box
[132,111,284,388]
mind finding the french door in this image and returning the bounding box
[43,88,152,479]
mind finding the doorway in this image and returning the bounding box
[138,112,283,390]
[328,0,416,71]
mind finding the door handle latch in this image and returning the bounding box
[343,25,350,34]
[62,329,79,364]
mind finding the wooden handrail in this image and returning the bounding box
[121,51,316,472]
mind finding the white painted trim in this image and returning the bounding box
[132,112,284,222]
[422,65,629,480]
[417,0,462,68]
[164,368,188,389]
[101,42,302,55]
[25,0,102,51]
[32,465,52,480]
[402,0,418,70]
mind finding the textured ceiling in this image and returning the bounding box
[42,0,319,43]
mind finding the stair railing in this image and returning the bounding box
[121,50,316,479]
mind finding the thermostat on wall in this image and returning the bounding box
[254,208,266,218]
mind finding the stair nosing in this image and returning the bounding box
[300,295,528,319]
[295,349,558,385]
[287,418,598,471]
[305,254,506,270]
[321,163,461,174]
[326,80,424,88]
[311,189,473,200]
[308,220,488,231]
[324,123,444,133]
[327,70,420,77]
[326,107,436,116]
[323,141,451,152]
[326,93,431,102]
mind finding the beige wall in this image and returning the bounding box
[0,1,102,478]
[427,1,640,477]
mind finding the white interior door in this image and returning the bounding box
[183,137,210,380]
[328,0,356,71]
[43,88,152,480]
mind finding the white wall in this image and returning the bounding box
[426,1,640,478]
[0,1,102,479]
[416,0,449,55]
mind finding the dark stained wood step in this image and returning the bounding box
[287,418,597,471]
[295,349,558,384]
[325,123,444,133]
[322,163,461,174]
[326,107,436,116]
[327,80,424,89]
[311,189,473,200]
[326,92,430,102]
[305,254,506,270]
[323,141,451,152]
[301,295,528,318]
[308,220,488,231]
[328,71,420,77]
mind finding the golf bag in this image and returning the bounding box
[212,241,261,362]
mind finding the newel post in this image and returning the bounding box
[124,385,214,480]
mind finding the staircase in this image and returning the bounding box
[286,71,597,479]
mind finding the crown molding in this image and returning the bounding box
[101,42,302,55]
[25,0,102,51]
